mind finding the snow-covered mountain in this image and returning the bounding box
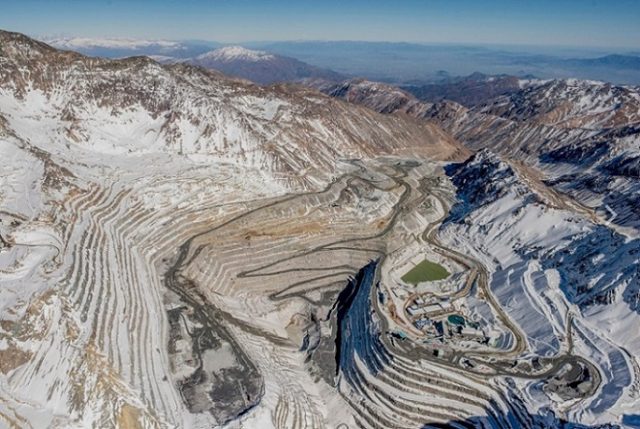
[195,46,276,62]
[180,45,347,85]
[45,36,183,51]
[42,38,346,85]
[428,79,640,232]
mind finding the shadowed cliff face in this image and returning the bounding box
[334,260,390,384]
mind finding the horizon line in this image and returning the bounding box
[23,31,638,53]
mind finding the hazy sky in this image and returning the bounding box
[1,0,639,48]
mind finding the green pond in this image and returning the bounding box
[447,314,466,326]
[401,259,450,285]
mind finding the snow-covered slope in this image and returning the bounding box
[477,79,640,129]
[440,150,640,425]
[426,79,640,232]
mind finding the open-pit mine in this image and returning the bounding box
[1,30,638,429]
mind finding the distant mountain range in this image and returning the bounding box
[43,36,219,59]
[562,54,640,69]
[43,37,640,85]
[44,38,347,85]
[253,41,640,85]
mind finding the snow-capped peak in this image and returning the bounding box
[197,46,275,62]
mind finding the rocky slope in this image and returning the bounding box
[306,78,435,118]
[430,79,640,232]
